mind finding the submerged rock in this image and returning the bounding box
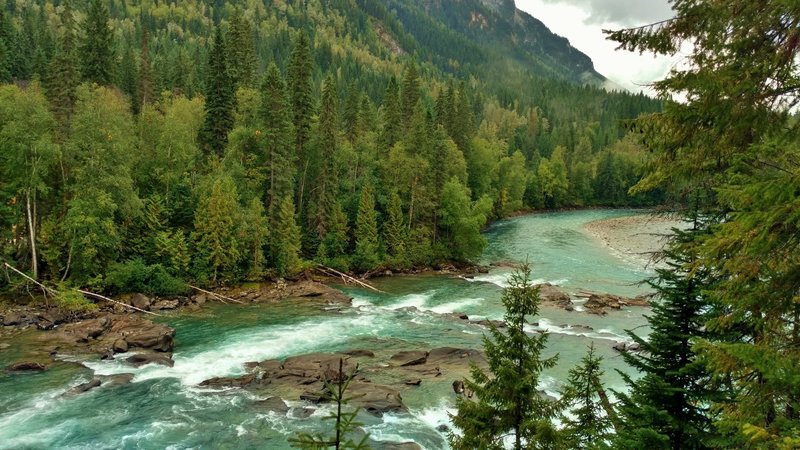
[125,351,174,367]
[6,361,47,372]
[255,397,289,414]
[536,283,574,310]
[66,378,102,395]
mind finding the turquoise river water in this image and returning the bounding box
[0,209,658,449]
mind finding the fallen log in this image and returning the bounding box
[316,265,386,294]
[187,284,245,304]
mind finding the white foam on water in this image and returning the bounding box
[427,298,482,314]
[84,314,387,386]
[467,274,569,290]
[527,318,629,343]
[387,291,436,310]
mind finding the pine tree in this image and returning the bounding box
[343,82,361,143]
[382,192,408,266]
[119,39,139,114]
[239,197,269,280]
[198,26,235,157]
[272,195,303,277]
[318,201,350,271]
[226,8,257,89]
[137,26,155,110]
[400,60,420,129]
[79,0,114,85]
[613,220,718,449]
[311,74,339,241]
[288,30,314,212]
[379,76,402,151]
[450,263,559,450]
[46,1,79,129]
[193,175,240,283]
[559,343,614,450]
[353,184,379,272]
[259,62,295,214]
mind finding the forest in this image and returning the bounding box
[0,0,661,297]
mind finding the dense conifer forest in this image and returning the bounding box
[0,0,661,294]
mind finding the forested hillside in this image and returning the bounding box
[0,0,661,296]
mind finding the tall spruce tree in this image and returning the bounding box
[288,30,314,213]
[379,76,402,151]
[137,26,154,110]
[400,60,420,129]
[79,0,114,85]
[353,184,379,272]
[559,343,614,450]
[450,263,559,450]
[198,26,235,157]
[46,1,79,130]
[311,74,339,242]
[193,174,240,283]
[226,8,257,89]
[382,192,408,267]
[272,195,303,277]
[259,63,295,215]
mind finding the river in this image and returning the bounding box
[0,209,658,449]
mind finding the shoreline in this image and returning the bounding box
[584,213,681,267]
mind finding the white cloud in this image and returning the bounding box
[515,0,679,94]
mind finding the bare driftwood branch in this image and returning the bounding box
[187,284,245,304]
[316,264,387,293]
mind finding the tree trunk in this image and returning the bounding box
[26,190,38,280]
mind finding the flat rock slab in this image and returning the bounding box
[6,361,47,372]
[390,350,428,367]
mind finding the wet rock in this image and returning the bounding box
[471,319,506,329]
[261,281,352,305]
[536,283,574,310]
[112,339,129,353]
[612,342,627,352]
[152,300,179,310]
[347,382,406,416]
[192,294,208,305]
[436,424,450,433]
[344,349,375,358]
[385,443,423,450]
[453,312,470,320]
[428,347,481,364]
[626,342,641,352]
[121,320,175,352]
[6,361,47,372]
[300,392,324,403]
[404,378,422,386]
[2,311,26,326]
[98,373,134,387]
[255,396,290,414]
[199,373,256,388]
[125,351,175,367]
[390,350,428,367]
[67,378,102,395]
[452,380,465,394]
[291,407,316,419]
[131,293,152,311]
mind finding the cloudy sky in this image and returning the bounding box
[515,0,677,93]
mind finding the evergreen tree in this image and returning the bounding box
[226,8,257,89]
[119,39,139,113]
[288,30,314,212]
[137,26,155,110]
[450,263,559,450]
[613,220,718,449]
[559,343,614,450]
[379,76,402,151]
[259,62,295,214]
[438,178,492,261]
[272,195,303,277]
[0,7,11,82]
[46,1,79,129]
[311,74,339,241]
[353,184,379,272]
[400,60,420,129]
[318,200,350,271]
[193,174,240,283]
[79,0,114,85]
[343,82,361,143]
[239,197,269,280]
[382,192,408,266]
[198,26,235,157]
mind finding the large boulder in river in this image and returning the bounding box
[536,283,574,310]
[130,293,153,311]
[6,361,47,372]
[390,350,428,367]
[112,317,174,352]
[125,350,174,367]
[259,280,352,306]
[346,381,406,416]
